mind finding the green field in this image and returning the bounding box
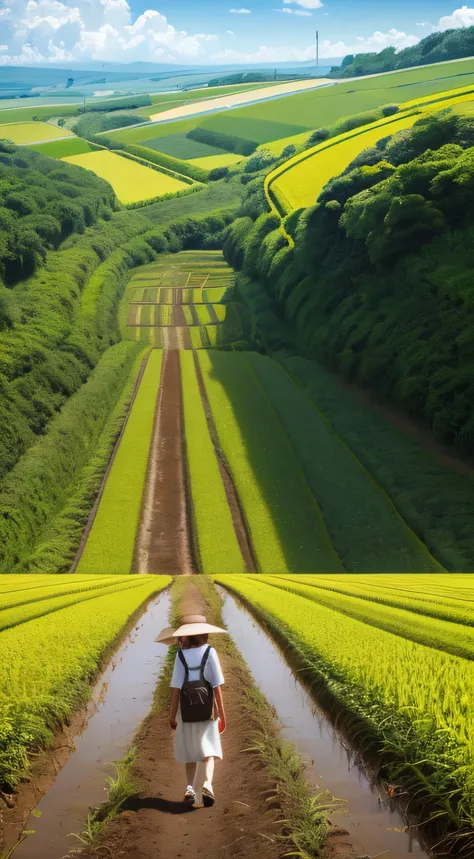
[30,137,101,158]
[76,350,162,575]
[0,574,170,789]
[0,121,74,144]
[189,153,244,169]
[215,573,474,843]
[62,150,189,203]
[142,132,228,160]
[180,351,246,573]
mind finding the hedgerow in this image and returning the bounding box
[187,126,257,156]
[124,143,209,183]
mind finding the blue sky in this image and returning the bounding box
[1,0,474,65]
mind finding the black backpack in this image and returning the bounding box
[178,647,214,723]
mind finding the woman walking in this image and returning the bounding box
[157,614,227,808]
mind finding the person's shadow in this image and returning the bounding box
[122,796,194,815]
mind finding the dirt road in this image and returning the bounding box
[74,583,283,859]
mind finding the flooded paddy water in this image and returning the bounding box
[220,589,432,859]
[9,592,170,859]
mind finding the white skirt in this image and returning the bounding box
[175,715,223,763]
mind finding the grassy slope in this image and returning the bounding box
[140,178,244,222]
[77,349,161,575]
[199,350,343,573]
[29,138,100,157]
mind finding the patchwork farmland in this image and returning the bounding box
[4,45,474,859]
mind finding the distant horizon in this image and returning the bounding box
[1,2,474,68]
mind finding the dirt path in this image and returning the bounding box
[193,352,257,573]
[135,350,196,575]
[72,583,282,859]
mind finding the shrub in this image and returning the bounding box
[382,104,400,117]
[208,166,230,181]
[124,143,208,183]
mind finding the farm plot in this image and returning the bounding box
[30,137,102,158]
[199,351,343,573]
[0,121,74,144]
[244,353,441,572]
[0,573,170,790]
[76,350,162,575]
[215,573,474,846]
[122,252,239,348]
[62,150,189,204]
[180,352,246,573]
[271,112,420,212]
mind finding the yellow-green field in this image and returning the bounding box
[272,112,419,212]
[0,121,74,144]
[61,150,189,203]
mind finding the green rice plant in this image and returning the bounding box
[279,356,474,571]
[0,578,151,633]
[245,354,442,572]
[180,352,245,573]
[198,351,342,573]
[77,350,162,575]
[277,574,474,628]
[215,574,474,846]
[258,575,474,660]
[0,575,170,790]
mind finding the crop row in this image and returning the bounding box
[0,576,170,790]
[276,574,474,627]
[243,354,440,572]
[180,352,245,573]
[77,350,162,575]
[258,575,474,660]
[198,351,341,572]
[0,575,133,612]
[215,575,474,846]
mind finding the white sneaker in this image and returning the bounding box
[184,785,195,805]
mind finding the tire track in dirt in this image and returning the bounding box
[193,351,257,573]
[135,350,196,575]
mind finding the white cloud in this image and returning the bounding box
[226,29,235,34]
[416,21,429,27]
[438,6,474,30]
[0,0,219,64]
[229,7,251,12]
[283,0,323,7]
[320,27,419,58]
[278,7,313,15]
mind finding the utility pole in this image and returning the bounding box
[316,30,319,69]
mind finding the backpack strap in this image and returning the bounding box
[200,646,212,682]
[178,648,189,682]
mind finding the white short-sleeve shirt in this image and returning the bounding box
[170,645,224,690]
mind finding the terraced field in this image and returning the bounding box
[123,251,239,348]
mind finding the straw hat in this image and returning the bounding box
[173,614,227,638]
[154,626,177,646]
